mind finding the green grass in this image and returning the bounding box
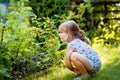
[23,45,120,80]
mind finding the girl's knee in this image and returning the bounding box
[71,52,86,62]
[70,52,79,62]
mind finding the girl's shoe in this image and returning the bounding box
[80,75,90,80]
[73,74,81,80]
[73,77,81,80]
[73,74,90,80]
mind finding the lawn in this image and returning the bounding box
[23,44,120,80]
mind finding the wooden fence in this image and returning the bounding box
[92,1,120,20]
[70,0,120,29]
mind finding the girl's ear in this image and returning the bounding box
[67,34,73,42]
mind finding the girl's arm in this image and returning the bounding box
[65,46,74,71]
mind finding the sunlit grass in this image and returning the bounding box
[23,66,75,80]
[23,45,120,80]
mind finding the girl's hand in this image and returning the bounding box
[65,46,75,71]
[73,68,81,74]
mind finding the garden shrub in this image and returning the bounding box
[29,0,68,18]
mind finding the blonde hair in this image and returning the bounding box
[59,20,90,44]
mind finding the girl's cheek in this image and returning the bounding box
[64,35,68,41]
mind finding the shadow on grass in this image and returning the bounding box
[23,60,120,80]
[23,57,120,80]
[43,67,76,80]
[50,72,75,80]
[87,58,120,80]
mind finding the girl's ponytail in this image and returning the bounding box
[79,30,90,44]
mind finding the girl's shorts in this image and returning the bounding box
[88,59,101,73]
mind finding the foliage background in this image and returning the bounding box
[0,0,120,79]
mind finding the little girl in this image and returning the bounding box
[58,20,101,79]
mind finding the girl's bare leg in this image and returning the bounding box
[70,52,92,76]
